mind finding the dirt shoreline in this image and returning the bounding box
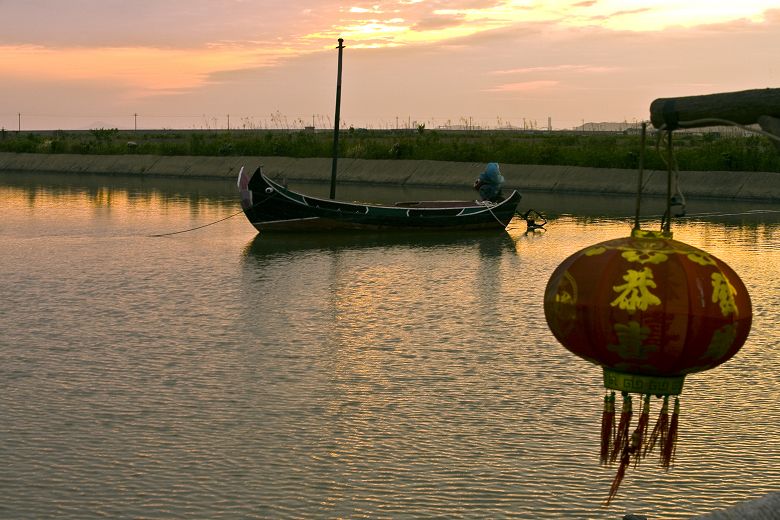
[1,152,779,201]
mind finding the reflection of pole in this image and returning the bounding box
[633,122,646,231]
[330,38,345,200]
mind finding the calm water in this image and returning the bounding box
[1,172,779,520]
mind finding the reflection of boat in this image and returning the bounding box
[237,167,521,233]
[242,229,517,259]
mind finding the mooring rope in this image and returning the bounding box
[147,208,247,237]
[148,192,275,237]
[479,200,513,228]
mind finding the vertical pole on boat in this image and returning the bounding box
[330,38,345,199]
[633,122,647,231]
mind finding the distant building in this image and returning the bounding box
[573,121,641,133]
[435,124,483,131]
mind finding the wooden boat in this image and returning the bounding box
[237,166,522,232]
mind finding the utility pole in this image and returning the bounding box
[134,113,138,132]
[18,113,21,134]
[329,38,345,200]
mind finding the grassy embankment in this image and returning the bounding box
[1,127,779,173]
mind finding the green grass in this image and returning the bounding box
[1,127,778,172]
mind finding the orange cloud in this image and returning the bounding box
[0,44,286,97]
[293,1,780,56]
[560,0,778,31]
[492,64,617,74]
[323,0,780,48]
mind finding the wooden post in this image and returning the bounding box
[330,38,345,200]
[649,87,780,130]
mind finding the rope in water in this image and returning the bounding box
[150,202,777,237]
[565,208,780,227]
[147,208,247,237]
[148,192,275,237]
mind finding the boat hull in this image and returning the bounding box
[238,166,522,232]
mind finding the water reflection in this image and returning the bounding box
[4,170,780,226]
[2,172,780,519]
[242,230,517,259]
[1,170,239,212]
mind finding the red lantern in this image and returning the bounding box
[544,229,752,502]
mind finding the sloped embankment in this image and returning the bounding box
[1,152,778,200]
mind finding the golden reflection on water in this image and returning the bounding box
[3,173,780,519]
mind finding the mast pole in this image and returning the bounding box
[330,38,345,200]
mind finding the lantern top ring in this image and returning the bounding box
[603,368,685,396]
[631,228,673,240]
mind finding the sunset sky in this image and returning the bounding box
[1,0,779,131]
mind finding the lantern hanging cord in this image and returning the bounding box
[652,116,780,233]
[655,130,686,233]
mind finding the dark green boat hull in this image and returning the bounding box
[238,167,521,232]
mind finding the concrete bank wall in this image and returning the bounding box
[2,152,779,201]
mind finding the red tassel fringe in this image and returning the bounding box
[602,394,682,505]
[644,395,669,459]
[606,444,630,505]
[606,428,643,505]
[610,393,632,463]
[661,397,680,469]
[600,392,615,465]
[633,395,651,467]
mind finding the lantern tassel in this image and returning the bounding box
[633,395,651,467]
[600,392,616,465]
[644,395,669,459]
[661,397,680,469]
[606,429,642,505]
[610,393,632,463]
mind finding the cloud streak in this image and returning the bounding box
[492,64,618,75]
[485,80,560,92]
